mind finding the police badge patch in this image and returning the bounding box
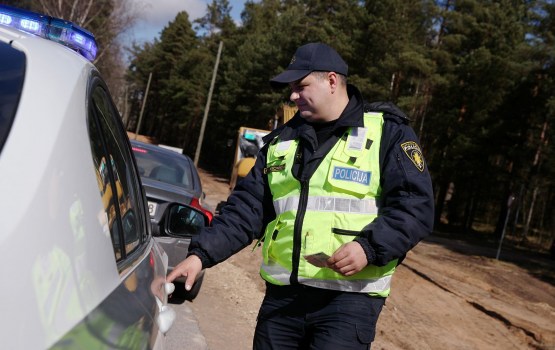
[401,141,425,172]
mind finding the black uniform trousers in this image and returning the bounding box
[253,283,385,350]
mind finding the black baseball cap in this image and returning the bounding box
[270,43,348,88]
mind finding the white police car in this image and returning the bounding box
[0,5,181,349]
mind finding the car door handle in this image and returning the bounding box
[157,303,176,334]
[165,282,175,295]
[155,284,176,334]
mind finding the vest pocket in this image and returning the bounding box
[263,218,290,265]
[262,219,280,264]
[332,228,361,236]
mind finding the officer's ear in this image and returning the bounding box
[328,72,339,92]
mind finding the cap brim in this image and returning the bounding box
[269,69,311,88]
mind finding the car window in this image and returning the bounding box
[88,80,148,262]
[0,42,26,154]
[132,146,194,190]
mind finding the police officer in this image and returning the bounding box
[167,42,434,349]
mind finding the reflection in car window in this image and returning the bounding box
[88,82,147,261]
[88,106,122,259]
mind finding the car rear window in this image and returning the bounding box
[0,41,26,154]
[132,146,194,190]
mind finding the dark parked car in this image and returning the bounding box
[130,140,213,299]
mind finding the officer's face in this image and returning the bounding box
[289,72,333,122]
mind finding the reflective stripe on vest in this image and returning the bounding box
[260,112,397,297]
[261,260,393,293]
[273,195,378,215]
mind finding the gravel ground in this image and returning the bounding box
[181,169,555,350]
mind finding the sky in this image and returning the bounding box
[128,0,248,44]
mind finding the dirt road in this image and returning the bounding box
[188,169,555,350]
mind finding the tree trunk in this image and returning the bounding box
[522,186,538,240]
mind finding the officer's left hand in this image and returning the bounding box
[327,242,367,276]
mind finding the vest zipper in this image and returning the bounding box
[291,180,309,284]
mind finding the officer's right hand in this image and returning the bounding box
[166,255,202,291]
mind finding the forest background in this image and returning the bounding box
[5,0,555,254]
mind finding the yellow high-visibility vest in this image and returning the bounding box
[260,112,397,297]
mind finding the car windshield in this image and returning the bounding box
[132,146,193,190]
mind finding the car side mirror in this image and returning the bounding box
[165,203,209,237]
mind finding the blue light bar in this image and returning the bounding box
[0,5,97,61]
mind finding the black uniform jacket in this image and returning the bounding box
[189,85,434,270]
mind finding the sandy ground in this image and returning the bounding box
[185,169,555,350]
